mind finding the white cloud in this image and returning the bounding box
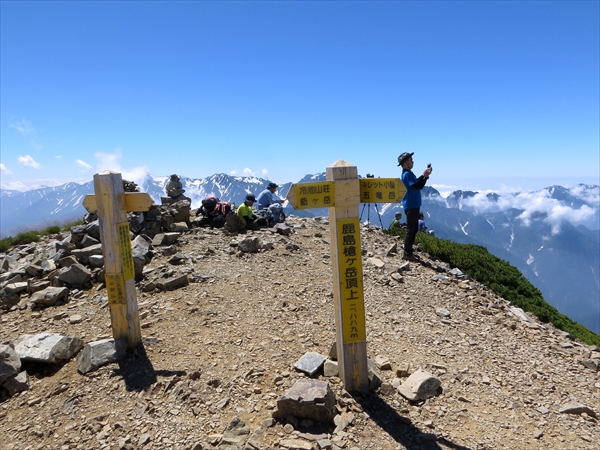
[76,159,92,170]
[242,168,254,176]
[261,168,268,176]
[9,118,36,137]
[431,184,459,198]
[1,178,72,191]
[570,184,600,205]
[1,180,30,191]
[230,169,238,175]
[122,166,152,186]
[94,148,122,173]
[0,164,12,174]
[18,155,42,169]
[458,188,598,234]
[55,155,63,159]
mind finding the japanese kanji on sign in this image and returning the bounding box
[287,161,402,393]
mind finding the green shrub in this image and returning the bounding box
[61,219,84,230]
[0,238,13,253]
[11,231,41,246]
[41,225,61,235]
[0,218,84,252]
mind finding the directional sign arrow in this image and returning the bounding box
[83,192,154,214]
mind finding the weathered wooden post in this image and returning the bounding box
[287,160,405,393]
[327,160,369,393]
[83,171,153,349]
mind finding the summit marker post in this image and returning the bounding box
[83,171,153,349]
[287,160,405,393]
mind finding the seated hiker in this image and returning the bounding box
[389,212,405,231]
[237,194,268,230]
[418,213,427,233]
[257,182,285,223]
[418,212,435,236]
[197,196,231,228]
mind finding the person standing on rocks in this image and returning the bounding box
[398,152,432,261]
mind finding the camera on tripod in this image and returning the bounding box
[361,174,384,228]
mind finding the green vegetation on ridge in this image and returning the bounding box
[0,220,83,253]
[385,228,600,347]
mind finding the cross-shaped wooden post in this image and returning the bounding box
[287,160,405,393]
[83,171,153,349]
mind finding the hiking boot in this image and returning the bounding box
[402,253,419,262]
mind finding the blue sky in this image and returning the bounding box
[1,1,599,195]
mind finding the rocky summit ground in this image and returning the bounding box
[1,216,599,450]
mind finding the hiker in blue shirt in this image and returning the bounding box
[418,213,427,233]
[257,182,285,223]
[398,152,432,261]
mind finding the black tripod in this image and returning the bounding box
[360,202,384,229]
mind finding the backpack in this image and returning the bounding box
[200,196,219,215]
[199,196,232,218]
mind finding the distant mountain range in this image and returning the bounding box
[1,174,598,334]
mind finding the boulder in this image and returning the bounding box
[152,233,180,246]
[71,243,103,266]
[397,369,441,401]
[28,280,51,295]
[158,274,189,291]
[368,358,383,390]
[323,359,339,378]
[29,286,70,306]
[4,371,29,396]
[273,379,337,423]
[77,338,127,374]
[58,255,79,268]
[131,235,152,276]
[4,282,28,296]
[0,342,21,383]
[14,333,84,364]
[294,352,327,377]
[58,263,92,288]
[80,235,100,248]
[216,417,250,449]
[238,236,261,253]
[89,255,104,269]
[0,289,21,309]
[84,220,101,240]
[559,401,597,419]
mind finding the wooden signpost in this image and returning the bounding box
[83,171,153,349]
[287,160,405,393]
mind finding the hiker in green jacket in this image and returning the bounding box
[389,212,405,231]
[237,194,267,230]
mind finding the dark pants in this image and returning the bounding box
[245,217,268,230]
[404,208,420,255]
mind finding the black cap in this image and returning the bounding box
[267,182,278,189]
[397,152,414,166]
[245,194,257,203]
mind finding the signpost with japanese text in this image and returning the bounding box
[287,161,404,393]
[83,171,153,349]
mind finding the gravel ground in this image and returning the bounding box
[1,216,599,450]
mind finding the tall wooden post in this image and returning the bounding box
[93,171,142,348]
[327,160,369,394]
